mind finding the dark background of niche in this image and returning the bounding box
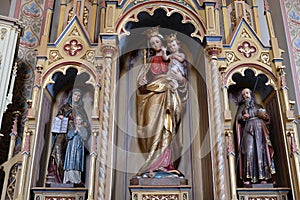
[228,69,273,104]
[119,8,200,55]
[46,68,92,100]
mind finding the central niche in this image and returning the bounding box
[113,8,212,200]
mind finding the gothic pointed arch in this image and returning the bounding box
[224,64,277,90]
[115,1,206,42]
[42,61,97,90]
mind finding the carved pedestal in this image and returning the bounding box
[236,187,290,200]
[129,177,191,200]
[32,187,87,200]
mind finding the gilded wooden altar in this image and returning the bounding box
[0,0,299,200]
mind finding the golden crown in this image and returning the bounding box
[144,26,160,38]
[165,33,178,43]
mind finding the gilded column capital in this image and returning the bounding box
[206,46,222,58]
[100,44,118,58]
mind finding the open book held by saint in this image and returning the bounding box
[51,116,69,133]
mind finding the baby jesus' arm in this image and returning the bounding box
[162,47,170,61]
[170,52,185,62]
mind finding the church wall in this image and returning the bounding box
[273,0,300,133]
[0,0,11,17]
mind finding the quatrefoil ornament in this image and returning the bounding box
[237,41,256,58]
[64,39,83,56]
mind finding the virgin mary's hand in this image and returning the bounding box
[168,69,185,82]
[168,80,178,92]
[138,75,147,86]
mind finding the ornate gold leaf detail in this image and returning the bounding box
[241,29,250,38]
[1,28,7,40]
[260,52,270,65]
[48,50,63,64]
[81,50,95,64]
[7,164,18,199]
[117,5,204,42]
[69,27,80,36]
[67,7,74,25]
[230,11,237,31]
[83,6,89,28]
[142,194,179,200]
[246,10,252,26]
[225,51,239,66]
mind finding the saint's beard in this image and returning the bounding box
[244,97,251,102]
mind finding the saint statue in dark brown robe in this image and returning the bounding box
[235,88,275,185]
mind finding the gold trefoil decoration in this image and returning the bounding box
[81,50,95,64]
[241,29,251,38]
[49,50,63,64]
[260,52,270,65]
[225,51,237,66]
[70,27,80,36]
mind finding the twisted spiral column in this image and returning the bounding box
[98,45,116,200]
[207,47,226,200]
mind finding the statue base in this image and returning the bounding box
[129,175,191,200]
[32,187,87,200]
[45,182,74,188]
[237,187,290,200]
[243,183,274,188]
[45,182,85,188]
[130,177,188,186]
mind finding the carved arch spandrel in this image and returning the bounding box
[224,64,277,89]
[42,62,97,88]
[115,2,206,41]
